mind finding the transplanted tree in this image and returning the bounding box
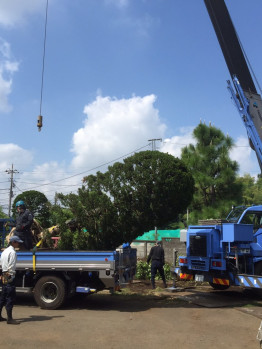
[82,150,194,246]
[56,190,123,250]
[181,123,242,216]
[12,190,51,228]
[56,151,194,250]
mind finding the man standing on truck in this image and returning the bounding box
[147,241,167,289]
[5,200,33,250]
[0,235,23,325]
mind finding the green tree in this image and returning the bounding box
[181,123,242,219]
[84,150,194,245]
[57,151,193,250]
[12,191,51,228]
[236,174,255,205]
[0,206,7,219]
[237,175,262,206]
[57,190,122,250]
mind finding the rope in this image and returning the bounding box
[39,0,49,116]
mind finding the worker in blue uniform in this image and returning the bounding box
[0,235,23,324]
[6,200,34,250]
[147,241,167,289]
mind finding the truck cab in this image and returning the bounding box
[176,206,262,290]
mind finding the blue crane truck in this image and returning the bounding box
[175,0,262,290]
[0,224,137,310]
[176,205,262,290]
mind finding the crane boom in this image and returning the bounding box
[204,0,262,172]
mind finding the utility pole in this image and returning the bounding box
[5,164,19,217]
[148,138,162,151]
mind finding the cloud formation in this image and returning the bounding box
[0,143,33,171]
[160,127,195,158]
[230,136,259,177]
[71,94,166,169]
[0,38,19,113]
[0,0,45,27]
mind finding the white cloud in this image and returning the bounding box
[0,144,33,171]
[71,94,166,169]
[0,0,45,27]
[230,136,260,177]
[18,162,80,200]
[160,129,260,178]
[160,127,195,158]
[0,38,19,113]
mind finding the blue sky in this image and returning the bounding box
[0,0,262,212]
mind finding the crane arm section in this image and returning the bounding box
[204,0,262,172]
[203,0,256,93]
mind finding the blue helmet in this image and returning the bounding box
[16,200,26,208]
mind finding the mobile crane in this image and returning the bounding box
[204,0,262,170]
[175,0,262,290]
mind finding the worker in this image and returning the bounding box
[0,235,24,325]
[147,241,167,289]
[6,200,34,250]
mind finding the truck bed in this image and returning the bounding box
[15,250,119,271]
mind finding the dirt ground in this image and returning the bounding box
[0,281,262,349]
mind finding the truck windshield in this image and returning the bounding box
[227,207,262,233]
[226,206,247,223]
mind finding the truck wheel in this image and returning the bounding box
[209,282,230,290]
[34,276,66,309]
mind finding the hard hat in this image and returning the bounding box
[10,235,23,243]
[16,200,26,208]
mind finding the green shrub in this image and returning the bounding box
[135,260,151,280]
[135,260,172,281]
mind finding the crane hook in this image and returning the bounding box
[37,115,43,132]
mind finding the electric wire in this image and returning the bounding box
[6,143,150,193]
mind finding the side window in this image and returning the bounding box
[252,215,262,234]
[240,213,254,225]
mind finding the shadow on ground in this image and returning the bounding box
[14,281,262,315]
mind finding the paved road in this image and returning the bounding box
[0,287,261,349]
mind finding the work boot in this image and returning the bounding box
[163,282,167,288]
[7,310,19,325]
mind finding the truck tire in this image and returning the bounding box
[34,276,67,309]
[209,282,230,290]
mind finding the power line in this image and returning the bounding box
[14,144,150,192]
[163,141,250,148]
[148,138,162,151]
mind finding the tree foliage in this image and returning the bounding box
[58,151,194,249]
[12,190,51,228]
[57,190,122,250]
[181,123,242,211]
[236,174,262,206]
[0,206,7,219]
